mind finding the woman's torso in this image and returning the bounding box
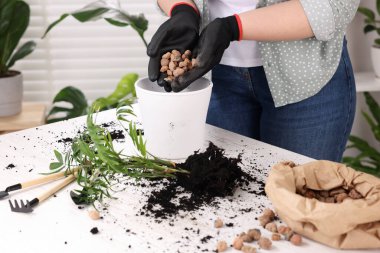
[191,0,359,107]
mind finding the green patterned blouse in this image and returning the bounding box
[189,0,360,107]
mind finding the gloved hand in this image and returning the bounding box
[147,3,200,92]
[170,15,241,92]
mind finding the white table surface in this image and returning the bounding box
[0,108,376,253]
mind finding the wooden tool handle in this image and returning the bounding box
[37,174,76,203]
[21,167,78,189]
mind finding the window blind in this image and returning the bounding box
[15,0,164,103]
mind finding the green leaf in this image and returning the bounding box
[6,40,36,68]
[104,18,129,27]
[364,24,376,34]
[42,6,110,38]
[358,7,375,21]
[375,39,380,47]
[0,1,15,35]
[49,162,63,171]
[362,111,380,142]
[42,0,148,47]
[77,140,95,159]
[364,19,374,25]
[343,157,380,177]
[377,0,380,18]
[92,73,138,111]
[0,1,30,75]
[362,111,376,129]
[54,150,64,163]
[120,13,148,36]
[348,135,380,162]
[71,7,109,22]
[364,92,380,125]
[41,14,69,39]
[46,86,88,123]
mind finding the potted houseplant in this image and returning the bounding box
[358,1,380,77]
[0,0,36,116]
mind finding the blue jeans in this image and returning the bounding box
[207,40,356,162]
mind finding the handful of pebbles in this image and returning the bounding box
[160,49,198,83]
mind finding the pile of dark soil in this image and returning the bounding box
[143,142,252,219]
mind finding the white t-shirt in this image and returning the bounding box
[208,0,262,67]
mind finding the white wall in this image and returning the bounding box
[345,0,380,156]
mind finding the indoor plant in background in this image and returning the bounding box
[358,0,380,77]
[344,92,380,178]
[0,0,36,117]
[42,0,148,122]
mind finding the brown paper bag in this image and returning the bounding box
[265,160,380,249]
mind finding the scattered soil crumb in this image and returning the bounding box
[90,227,99,234]
[5,164,15,170]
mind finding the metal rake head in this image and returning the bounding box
[9,199,33,213]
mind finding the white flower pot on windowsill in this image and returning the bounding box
[0,71,23,117]
[371,46,380,78]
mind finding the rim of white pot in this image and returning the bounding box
[135,77,213,97]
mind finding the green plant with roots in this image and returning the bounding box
[0,0,36,76]
[358,0,380,47]
[49,100,189,205]
[343,92,380,178]
[43,0,148,122]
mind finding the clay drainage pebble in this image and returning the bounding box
[214,218,224,228]
[216,241,228,252]
[88,209,100,220]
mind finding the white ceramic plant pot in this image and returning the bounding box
[135,77,213,160]
[371,46,380,78]
[0,71,23,117]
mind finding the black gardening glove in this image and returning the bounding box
[171,15,241,92]
[147,4,200,92]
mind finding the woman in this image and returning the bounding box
[147,0,359,162]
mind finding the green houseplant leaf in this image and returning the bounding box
[348,135,380,162]
[42,0,148,46]
[358,7,375,21]
[364,24,376,34]
[46,86,88,123]
[92,73,138,111]
[6,40,36,69]
[344,93,380,178]
[364,92,380,125]
[0,0,32,75]
[358,3,380,47]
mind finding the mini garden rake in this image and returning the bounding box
[1,168,78,213]
[8,174,76,213]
